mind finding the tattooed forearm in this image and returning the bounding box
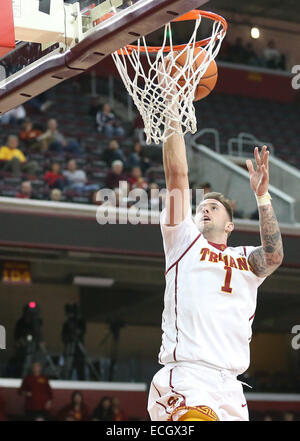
[248,203,284,277]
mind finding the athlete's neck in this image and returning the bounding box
[202,232,228,247]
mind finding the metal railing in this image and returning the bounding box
[190,140,296,224]
[228,132,274,156]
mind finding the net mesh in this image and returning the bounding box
[112,12,226,145]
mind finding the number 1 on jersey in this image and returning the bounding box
[221,266,233,294]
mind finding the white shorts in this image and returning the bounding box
[147,361,249,421]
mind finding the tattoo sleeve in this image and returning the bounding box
[248,203,284,277]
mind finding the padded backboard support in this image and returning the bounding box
[0,0,209,114]
[0,0,15,58]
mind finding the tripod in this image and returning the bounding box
[62,339,101,381]
[21,336,60,379]
[98,321,125,382]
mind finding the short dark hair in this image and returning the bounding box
[203,192,233,221]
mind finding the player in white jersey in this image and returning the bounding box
[147,92,284,421]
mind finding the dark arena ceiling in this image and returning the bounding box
[209,0,300,23]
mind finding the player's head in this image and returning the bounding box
[195,192,234,239]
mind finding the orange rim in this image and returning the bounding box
[117,10,227,55]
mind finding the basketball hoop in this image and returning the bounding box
[112,10,227,145]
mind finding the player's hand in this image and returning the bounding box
[158,53,179,103]
[246,145,269,196]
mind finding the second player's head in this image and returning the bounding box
[195,192,234,242]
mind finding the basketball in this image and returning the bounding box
[172,47,218,101]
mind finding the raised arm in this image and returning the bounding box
[159,54,190,226]
[246,146,284,277]
[163,112,190,226]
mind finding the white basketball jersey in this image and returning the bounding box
[158,209,266,375]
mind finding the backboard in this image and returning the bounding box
[0,0,210,114]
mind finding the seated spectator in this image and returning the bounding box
[283,412,295,421]
[0,135,38,177]
[112,397,127,421]
[133,114,145,140]
[244,42,260,66]
[102,139,126,167]
[57,391,89,421]
[263,40,282,70]
[96,103,125,138]
[27,91,53,113]
[50,188,62,202]
[16,181,33,199]
[105,160,127,189]
[263,414,273,421]
[36,119,81,155]
[19,361,53,421]
[0,105,26,126]
[229,199,244,219]
[89,96,102,118]
[125,141,151,173]
[92,396,114,421]
[127,166,148,190]
[44,162,65,190]
[148,182,160,210]
[19,118,43,148]
[201,182,212,195]
[227,37,248,64]
[217,38,231,61]
[63,159,98,194]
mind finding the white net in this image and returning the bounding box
[112,11,227,145]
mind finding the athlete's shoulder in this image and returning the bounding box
[228,245,258,258]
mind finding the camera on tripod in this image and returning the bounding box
[62,303,85,344]
[15,302,42,347]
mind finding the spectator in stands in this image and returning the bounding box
[102,139,126,167]
[229,199,244,219]
[263,40,283,70]
[19,361,53,421]
[227,37,247,64]
[0,135,38,177]
[283,411,295,421]
[133,114,145,140]
[125,141,151,173]
[106,160,127,189]
[27,91,53,114]
[57,391,89,421]
[63,159,98,194]
[15,181,33,199]
[112,396,127,421]
[244,42,260,67]
[127,166,148,190]
[44,162,65,190]
[263,414,273,421]
[89,96,102,118]
[96,103,125,138]
[200,182,212,195]
[19,118,43,149]
[37,118,81,155]
[50,188,62,202]
[92,396,114,421]
[148,182,161,211]
[0,105,26,126]
[217,37,231,62]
